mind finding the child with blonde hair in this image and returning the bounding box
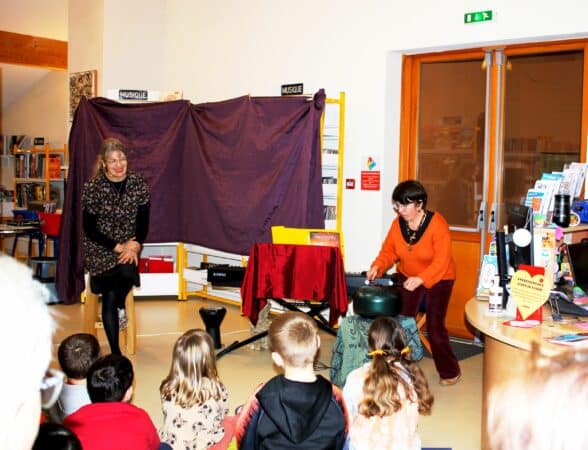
[235,311,348,449]
[343,316,433,450]
[159,329,231,450]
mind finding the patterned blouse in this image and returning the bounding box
[159,385,229,450]
[82,170,150,276]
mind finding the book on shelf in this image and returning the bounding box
[540,172,564,182]
[476,254,498,298]
[4,135,29,152]
[524,188,548,216]
[534,178,560,216]
[48,155,61,178]
[323,205,337,221]
[566,162,588,198]
[558,163,587,198]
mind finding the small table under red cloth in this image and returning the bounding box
[241,243,349,327]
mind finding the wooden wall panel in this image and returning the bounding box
[0,30,67,69]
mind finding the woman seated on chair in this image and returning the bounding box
[82,138,150,355]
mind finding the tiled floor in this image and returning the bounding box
[50,297,482,450]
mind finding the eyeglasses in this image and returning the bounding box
[393,202,416,213]
[105,158,127,165]
[40,368,65,409]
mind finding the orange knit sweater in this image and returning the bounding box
[371,212,455,288]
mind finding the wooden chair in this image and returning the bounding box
[416,310,432,354]
[83,283,136,355]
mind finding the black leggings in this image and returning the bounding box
[92,264,137,355]
[101,285,131,355]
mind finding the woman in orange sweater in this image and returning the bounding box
[367,180,461,385]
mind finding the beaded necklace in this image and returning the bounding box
[107,177,127,198]
[405,211,427,251]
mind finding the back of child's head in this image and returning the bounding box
[87,354,134,403]
[58,333,101,380]
[160,328,224,407]
[32,422,81,450]
[360,316,433,417]
[368,316,408,356]
[269,312,319,368]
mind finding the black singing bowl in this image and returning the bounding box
[351,285,403,318]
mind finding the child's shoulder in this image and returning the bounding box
[345,363,370,383]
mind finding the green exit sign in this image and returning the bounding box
[464,10,493,24]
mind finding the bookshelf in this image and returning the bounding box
[321,92,345,231]
[13,143,67,210]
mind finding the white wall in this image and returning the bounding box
[3,71,68,146]
[0,0,67,40]
[68,0,103,81]
[1,0,69,149]
[101,0,166,93]
[71,0,588,271]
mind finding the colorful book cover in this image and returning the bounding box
[524,189,546,214]
[308,231,340,247]
[48,155,61,179]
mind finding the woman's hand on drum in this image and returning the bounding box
[366,267,379,281]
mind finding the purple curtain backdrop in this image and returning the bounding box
[56,90,326,304]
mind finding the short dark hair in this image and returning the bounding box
[392,180,428,209]
[33,422,82,450]
[57,333,101,380]
[87,354,134,403]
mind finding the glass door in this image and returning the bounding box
[403,50,489,338]
[417,58,486,230]
[500,50,583,220]
[401,41,587,338]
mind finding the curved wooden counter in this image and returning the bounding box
[465,298,568,353]
[465,298,570,450]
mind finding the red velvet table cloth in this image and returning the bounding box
[241,243,348,326]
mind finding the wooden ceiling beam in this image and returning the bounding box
[0,30,67,70]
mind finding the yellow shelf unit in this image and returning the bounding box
[321,91,345,232]
[179,242,248,304]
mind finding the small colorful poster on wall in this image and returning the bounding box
[361,155,380,191]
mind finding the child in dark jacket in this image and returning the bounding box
[235,312,348,449]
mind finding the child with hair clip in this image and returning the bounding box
[159,329,234,450]
[342,316,434,450]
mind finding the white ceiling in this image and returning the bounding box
[1,63,52,110]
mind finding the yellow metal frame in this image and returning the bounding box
[321,92,346,232]
[178,242,247,304]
